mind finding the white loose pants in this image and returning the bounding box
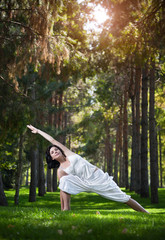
[59,169,131,203]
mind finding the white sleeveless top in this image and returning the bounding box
[60,154,97,181]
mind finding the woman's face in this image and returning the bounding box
[50,146,63,161]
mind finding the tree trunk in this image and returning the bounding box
[26,167,29,186]
[54,92,62,189]
[129,62,135,191]
[114,100,123,184]
[134,67,142,194]
[0,171,8,206]
[110,142,113,175]
[29,77,37,202]
[105,120,113,176]
[158,126,163,188]
[47,168,52,192]
[119,96,124,187]
[119,150,125,187]
[123,84,129,189]
[58,92,63,131]
[46,92,54,192]
[114,125,119,184]
[38,145,46,196]
[149,61,159,203]
[130,96,136,191]
[52,168,58,192]
[155,129,159,186]
[14,133,24,205]
[141,65,149,198]
[54,93,58,129]
[29,148,37,202]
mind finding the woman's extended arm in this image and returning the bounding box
[27,124,75,156]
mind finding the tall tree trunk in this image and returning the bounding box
[105,120,113,176]
[47,168,52,192]
[158,125,163,188]
[135,67,142,194]
[54,93,58,129]
[110,142,113,175]
[29,77,37,202]
[114,125,120,184]
[119,96,124,187]
[25,152,30,186]
[29,148,37,202]
[123,84,129,189]
[58,92,63,131]
[46,93,54,192]
[129,62,136,191]
[0,171,8,206]
[149,61,159,203]
[14,133,24,205]
[53,92,62,191]
[141,65,149,198]
[25,167,29,186]
[155,129,159,186]
[130,96,136,191]
[119,150,124,187]
[38,145,46,196]
[52,169,58,191]
[114,100,123,184]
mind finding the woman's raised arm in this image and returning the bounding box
[27,124,75,156]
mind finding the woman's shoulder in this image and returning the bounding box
[68,153,80,161]
[68,154,90,165]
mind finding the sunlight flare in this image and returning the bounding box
[92,5,109,24]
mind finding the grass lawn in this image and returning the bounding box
[0,187,165,240]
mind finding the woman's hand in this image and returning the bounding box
[27,124,38,134]
[27,124,75,156]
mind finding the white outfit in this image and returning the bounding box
[59,154,131,203]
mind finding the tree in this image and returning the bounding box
[0,0,164,205]
[149,61,159,203]
[134,66,142,195]
[14,133,24,205]
[38,144,46,196]
[47,168,52,192]
[104,120,113,176]
[29,147,37,202]
[0,171,8,206]
[123,82,129,189]
[114,100,123,185]
[141,65,150,198]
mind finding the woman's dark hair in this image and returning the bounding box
[45,145,66,169]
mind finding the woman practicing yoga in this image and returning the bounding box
[27,124,149,213]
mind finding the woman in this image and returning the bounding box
[27,124,149,213]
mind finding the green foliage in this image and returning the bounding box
[0,0,165,190]
[0,140,18,188]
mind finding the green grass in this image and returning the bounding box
[0,187,165,240]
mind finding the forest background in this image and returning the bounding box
[0,0,165,206]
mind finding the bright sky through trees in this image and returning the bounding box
[78,0,109,32]
[92,4,109,24]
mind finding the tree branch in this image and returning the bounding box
[0,20,61,40]
[136,2,164,26]
[0,8,32,11]
[0,20,37,34]
[0,75,32,101]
